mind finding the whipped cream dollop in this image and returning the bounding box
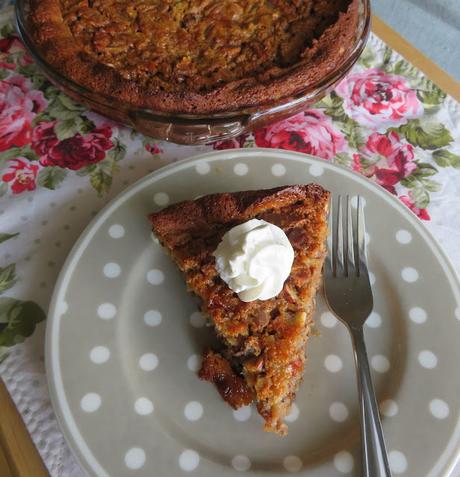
[213,219,294,302]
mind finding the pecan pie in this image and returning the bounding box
[149,184,329,435]
[29,0,359,114]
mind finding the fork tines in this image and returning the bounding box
[327,195,367,278]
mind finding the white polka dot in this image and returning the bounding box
[108,224,125,239]
[232,455,251,472]
[57,300,68,316]
[80,393,101,413]
[366,311,382,328]
[89,346,110,364]
[190,311,206,328]
[455,307,460,321]
[196,162,210,175]
[396,230,412,244]
[234,163,249,176]
[380,399,399,417]
[134,397,154,415]
[324,355,343,373]
[187,354,200,372]
[309,163,324,177]
[139,353,158,371]
[409,307,427,324]
[271,164,286,177]
[103,262,121,278]
[389,450,408,474]
[144,310,162,327]
[401,267,419,283]
[351,196,367,208]
[285,403,299,422]
[334,451,354,473]
[147,269,165,285]
[97,303,116,320]
[418,350,438,369]
[233,406,251,421]
[369,272,376,285]
[371,355,390,373]
[184,401,203,421]
[320,311,338,328]
[179,450,200,472]
[125,448,146,470]
[283,455,302,472]
[329,402,349,422]
[430,399,449,419]
[154,192,170,206]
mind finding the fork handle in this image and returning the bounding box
[351,326,392,477]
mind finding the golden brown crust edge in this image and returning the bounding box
[27,0,360,115]
[149,184,330,237]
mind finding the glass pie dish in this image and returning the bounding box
[15,0,370,145]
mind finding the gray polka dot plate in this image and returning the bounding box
[46,149,460,477]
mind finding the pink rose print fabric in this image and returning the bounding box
[363,132,416,193]
[32,121,113,170]
[399,194,430,221]
[0,75,46,151]
[0,25,459,221]
[335,68,423,131]
[254,110,347,160]
[1,157,38,193]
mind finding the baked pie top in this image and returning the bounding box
[28,0,359,114]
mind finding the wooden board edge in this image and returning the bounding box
[0,379,49,477]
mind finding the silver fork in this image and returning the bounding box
[324,195,392,477]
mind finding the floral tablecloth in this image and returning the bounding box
[0,4,459,476]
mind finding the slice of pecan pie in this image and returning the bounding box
[149,184,329,435]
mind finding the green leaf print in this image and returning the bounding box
[382,46,393,67]
[43,84,60,102]
[0,264,16,294]
[390,60,419,80]
[0,233,19,245]
[108,139,127,163]
[410,186,430,209]
[0,183,7,198]
[340,120,366,149]
[17,64,45,89]
[90,166,113,196]
[416,80,446,110]
[398,119,453,150]
[0,146,39,163]
[54,116,91,141]
[412,162,438,178]
[48,94,86,121]
[317,93,348,122]
[317,93,365,148]
[0,24,14,39]
[0,298,46,348]
[80,139,122,195]
[358,46,378,69]
[334,152,352,167]
[401,174,441,209]
[0,147,22,163]
[38,167,68,190]
[76,164,97,177]
[432,150,460,168]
